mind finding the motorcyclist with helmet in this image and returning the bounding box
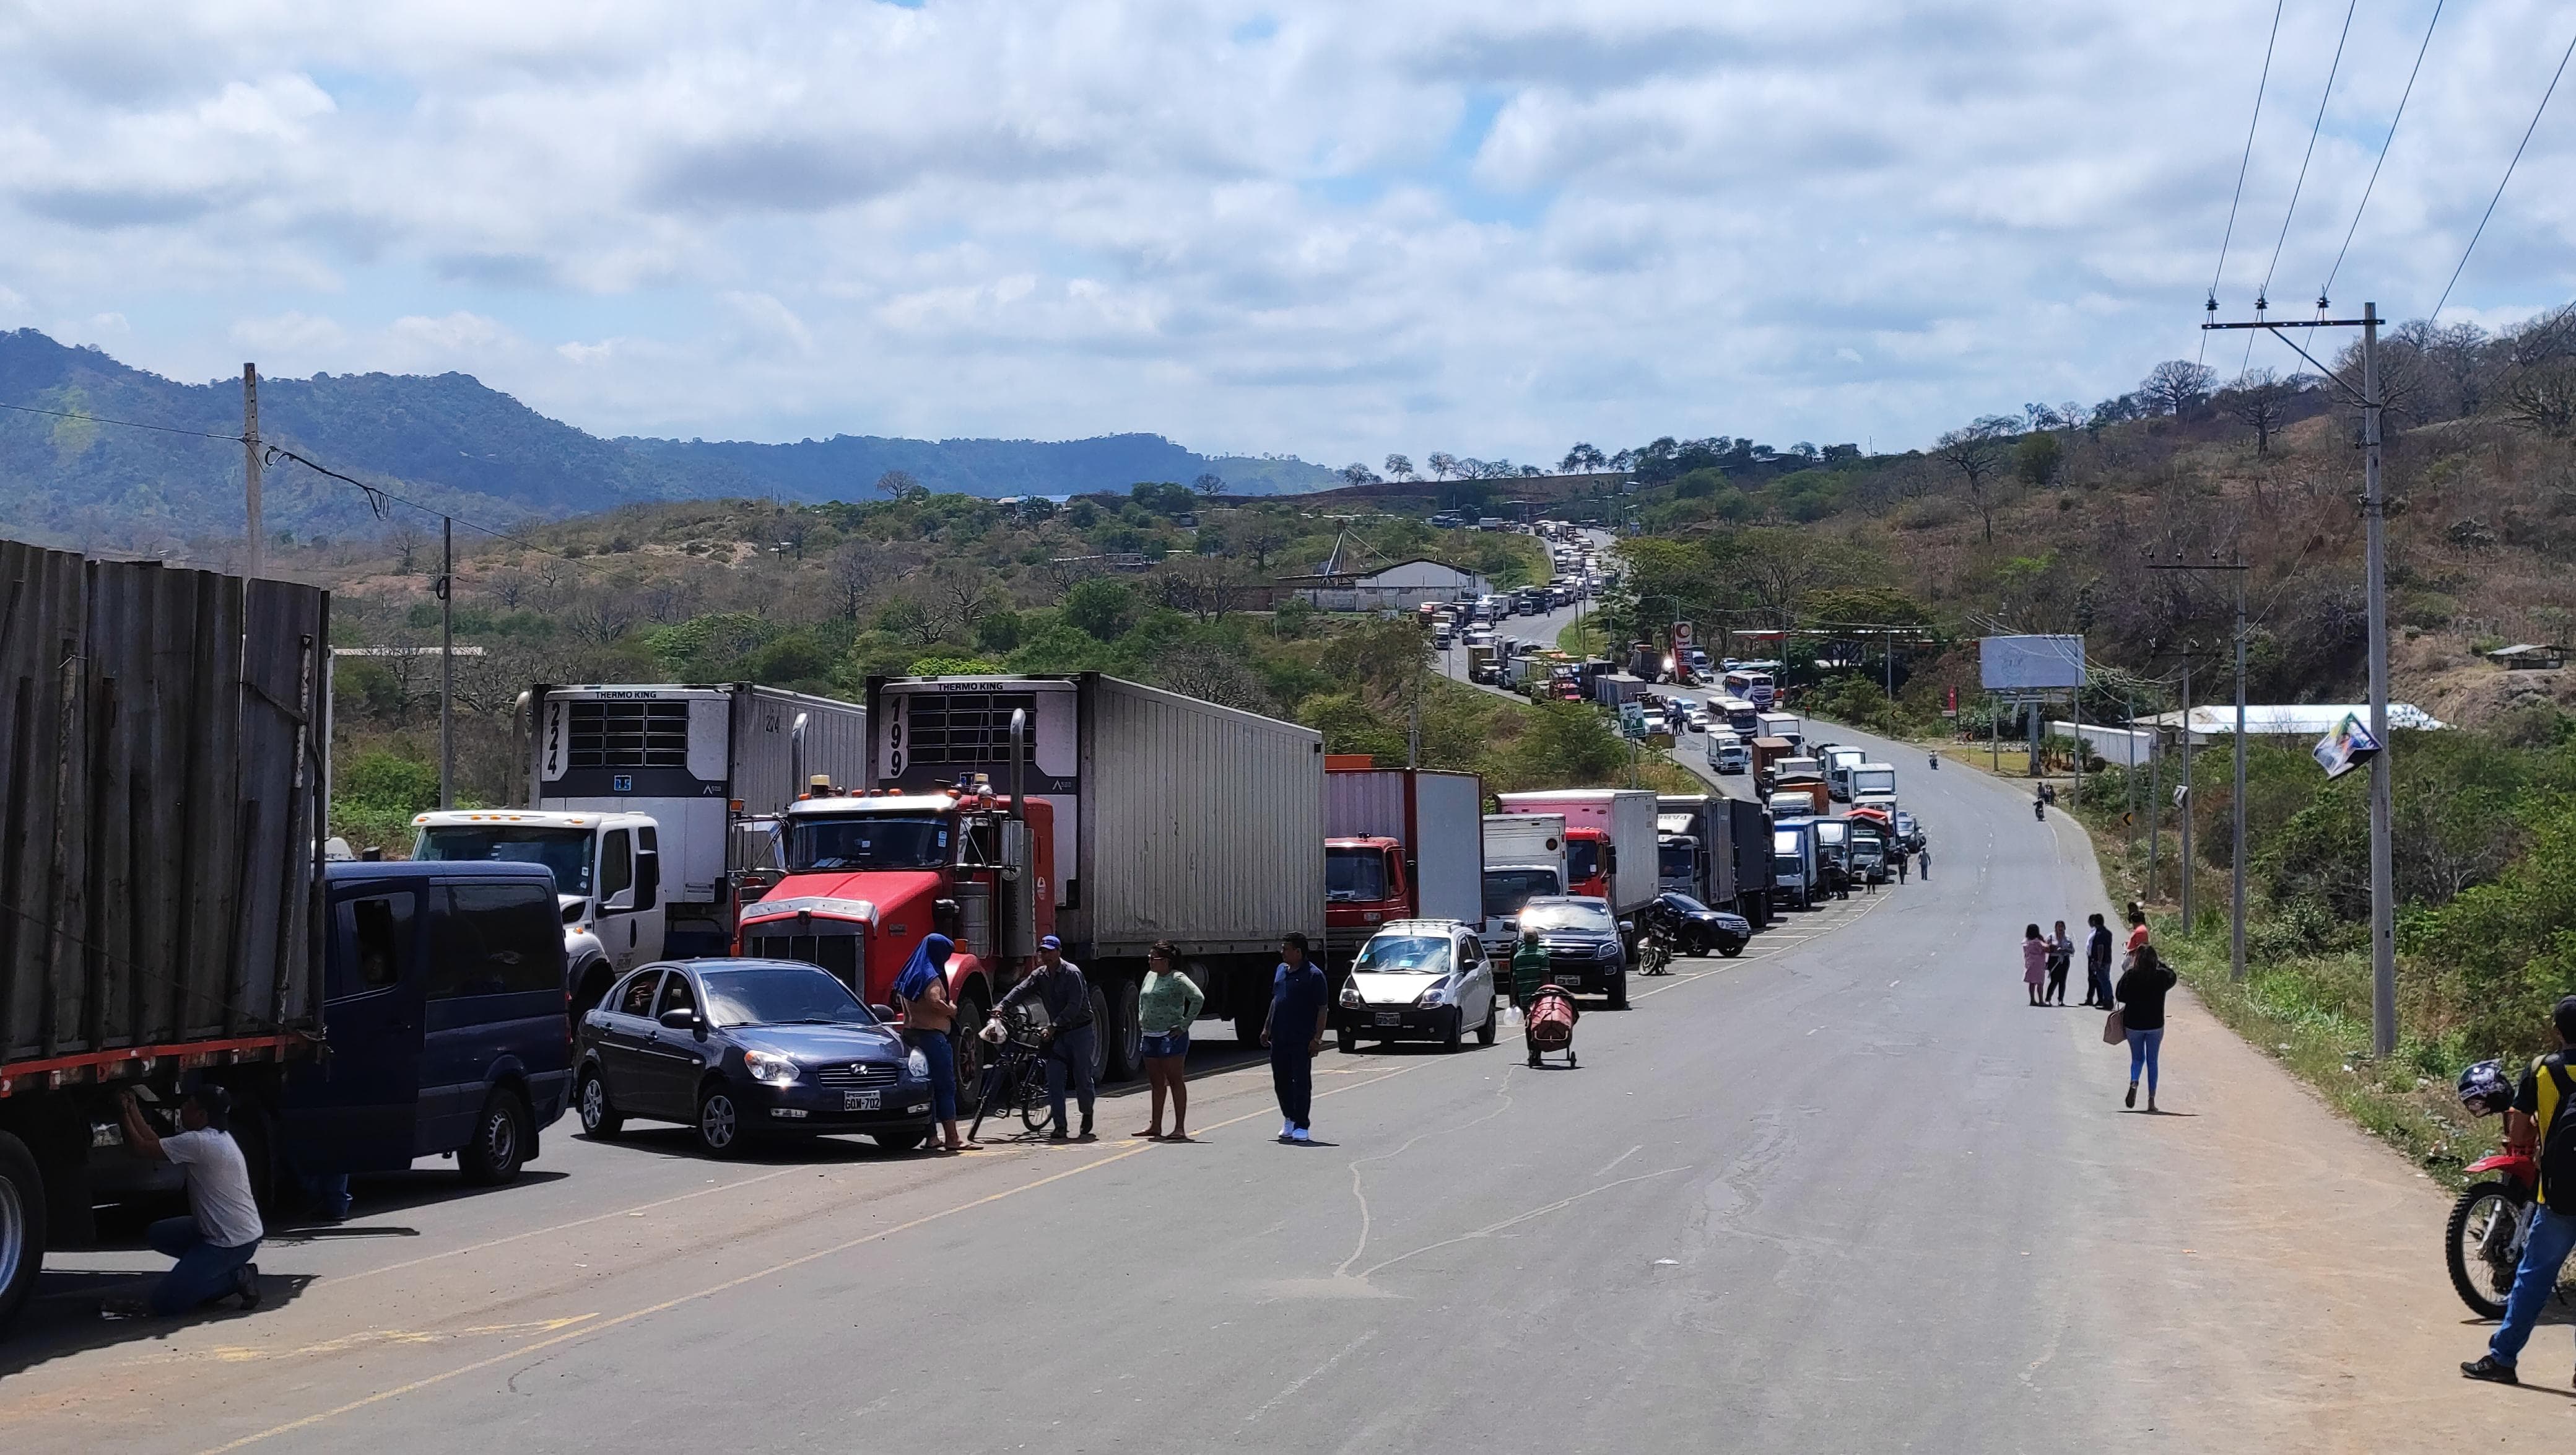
[2463,996,2576,1385]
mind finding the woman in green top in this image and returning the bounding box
[1134,941,1206,1141]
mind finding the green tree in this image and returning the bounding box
[1063,578,1138,639]
[2013,430,2063,486]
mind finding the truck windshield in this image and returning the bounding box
[787,816,952,871]
[1482,868,1561,919]
[700,966,876,1028]
[1354,935,1448,975]
[1519,901,1614,933]
[1325,847,1390,903]
[413,826,594,896]
[1564,839,1603,883]
[1773,854,1802,878]
[1658,842,1695,880]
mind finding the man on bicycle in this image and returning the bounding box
[993,936,1096,1142]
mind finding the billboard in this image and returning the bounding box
[1979,634,2086,691]
[2312,712,2382,779]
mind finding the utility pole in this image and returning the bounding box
[2146,715,2162,902]
[2146,554,2251,977]
[2178,663,2193,929]
[439,517,455,809]
[242,363,263,580]
[2203,301,2394,1052]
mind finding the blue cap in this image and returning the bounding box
[1039,935,1062,950]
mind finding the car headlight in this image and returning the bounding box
[743,1049,799,1085]
[1339,982,1364,1008]
[1419,982,1449,1008]
[906,1049,930,1080]
[1598,942,1622,958]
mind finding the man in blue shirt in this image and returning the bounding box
[1261,933,1328,1143]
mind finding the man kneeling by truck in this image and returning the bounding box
[106,1087,264,1318]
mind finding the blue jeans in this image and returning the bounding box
[145,1216,258,1317]
[910,1029,957,1122]
[1044,1026,1096,1131]
[2492,1203,2576,1365]
[2126,1027,2165,1093]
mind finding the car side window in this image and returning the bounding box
[428,884,562,998]
[333,893,414,998]
[655,972,697,1021]
[616,969,663,1018]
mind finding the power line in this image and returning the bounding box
[2316,0,2445,311]
[2204,0,2288,366]
[2245,0,2359,374]
[2431,17,2576,321]
[0,399,243,442]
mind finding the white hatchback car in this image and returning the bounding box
[1333,920,1499,1053]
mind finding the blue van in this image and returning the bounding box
[280,861,572,1184]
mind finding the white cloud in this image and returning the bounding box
[0,1,2571,460]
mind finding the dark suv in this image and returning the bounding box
[1516,896,1629,1008]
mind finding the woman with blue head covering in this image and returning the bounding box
[893,934,965,1151]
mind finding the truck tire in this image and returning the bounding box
[459,1089,531,1186]
[228,1098,281,1216]
[0,1130,44,1334]
[1105,976,1142,1082]
[1086,982,1114,1086]
[951,985,991,1117]
[1233,964,1267,1047]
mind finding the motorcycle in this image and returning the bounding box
[1637,922,1676,977]
[1928,752,1940,771]
[2450,1059,2541,1319]
[2033,797,2047,821]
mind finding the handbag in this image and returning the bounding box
[2102,1008,2126,1045]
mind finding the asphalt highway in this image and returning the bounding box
[7,593,2558,1449]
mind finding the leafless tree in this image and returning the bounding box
[1154,557,1258,622]
[486,563,529,608]
[386,519,429,574]
[827,541,880,621]
[1339,462,1380,487]
[1234,513,1289,570]
[2220,367,2295,455]
[565,592,637,647]
[1151,649,1274,713]
[1933,417,2017,543]
[1192,471,1227,499]
[929,564,998,637]
[2504,361,2576,439]
[2139,360,2219,417]
[874,469,926,501]
[1425,452,1459,481]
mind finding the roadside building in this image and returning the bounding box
[1279,557,1490,612]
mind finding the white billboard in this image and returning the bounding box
[1980,635,2086,691]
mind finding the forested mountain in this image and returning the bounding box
[0,329,1335,546]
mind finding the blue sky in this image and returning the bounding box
[1,1,2570,468]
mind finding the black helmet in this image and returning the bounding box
[2458,1059,2515,1116]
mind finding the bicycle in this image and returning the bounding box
[968,1007,1053,1140]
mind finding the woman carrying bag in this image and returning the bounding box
[2112,943,2178,1111]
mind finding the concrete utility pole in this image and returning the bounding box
[242,363,263,580]
[2178,663,2193,928]
[439,517,455,809]
[2202,300,2395,1052]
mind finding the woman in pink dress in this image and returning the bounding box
[2021,924,2048,1007]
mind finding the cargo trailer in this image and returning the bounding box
[1325,765,1486,969]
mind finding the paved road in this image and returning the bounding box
[6,669,2559,1448]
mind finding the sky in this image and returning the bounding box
[2,0,2572,468]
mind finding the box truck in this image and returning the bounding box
[738,674,1323,1088]
[1655,794,1735,909]
[1728,798,1776,928]
[1492,789,1660,927]
[525,683,869,958]
[1481,813,1570,948]
[1325,763,1486,969]
[1849,762,1900,812]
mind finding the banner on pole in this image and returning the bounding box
[2312,712,2383,780]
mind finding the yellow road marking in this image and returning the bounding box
[199,1062,1432,1454]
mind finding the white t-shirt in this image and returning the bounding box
[160,1128,264,1248]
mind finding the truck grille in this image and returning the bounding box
[900,691,1040,767]
[746,933,863,990]
[816,1062,899,1089]
[567,700,691,769]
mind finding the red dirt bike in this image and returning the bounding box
[2448,1148,2540,1319]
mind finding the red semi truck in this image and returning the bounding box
[1323,761,1486,969]
[738,673,1323,1087]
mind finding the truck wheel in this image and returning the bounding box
[0,1131,45,1333]
[1086,982,1115,1085]
[1105,976,1143,1083]
[1234,964,1267,1047]
[951,987,991,1117]
[460,1089,532,1186]
[227,1098,281,1215]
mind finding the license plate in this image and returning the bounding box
[842,1090,880,1112]
[1373,1011,1401,1026]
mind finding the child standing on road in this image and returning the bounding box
[2021,924,2048,1007]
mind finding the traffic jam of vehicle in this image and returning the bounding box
[0,528,1928,1333]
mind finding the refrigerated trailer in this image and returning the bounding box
[524,683,868,963]
[1491,789,1660,925]
[766,673,1326,1083]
